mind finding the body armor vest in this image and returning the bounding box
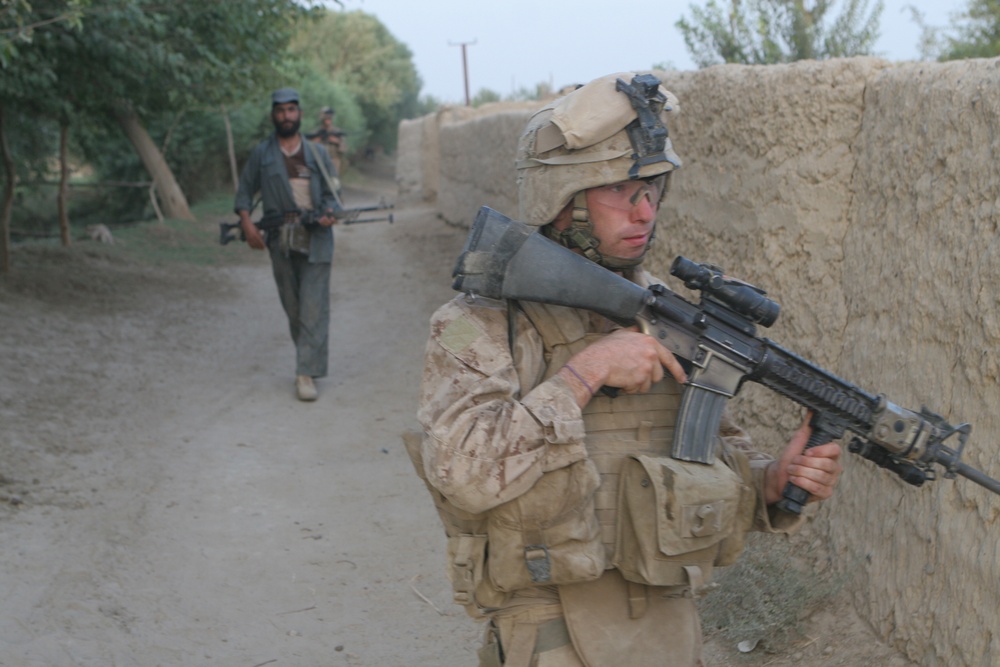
[407,297,756,616]
[519,301,681,561]
[519,301,754,590]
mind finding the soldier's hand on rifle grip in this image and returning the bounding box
[764,414,843,506]
[240,213,266,250]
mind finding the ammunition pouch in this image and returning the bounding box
[275,209,328,257]
[278,220,311,257]
[486,459,605,592]
[402,431,505,616]
[613,449,754,587]
[714,441,756,566]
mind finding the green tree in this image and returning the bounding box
[676,0,883,67]
[61,0,311,220]
[0,0,88,67]
[472,88,501,107]
[0,0,91,268]
[275,58,368,156]
[290,9,421,153]
[413,94,442,116]
[505,82,555,103]
[939,0,1000,60]
[0,0,312,258]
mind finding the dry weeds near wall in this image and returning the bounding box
[397,57,1000,665]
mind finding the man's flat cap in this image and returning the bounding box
[272,88,300,105]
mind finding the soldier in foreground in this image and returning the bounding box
[234,88,339,401]
[412,73,843,666]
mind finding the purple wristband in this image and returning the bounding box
[564,364,595,396]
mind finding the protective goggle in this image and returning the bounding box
[588,175,667,211]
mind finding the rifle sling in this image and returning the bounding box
[304,139,344,209]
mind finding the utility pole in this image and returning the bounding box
[449,39,476,106]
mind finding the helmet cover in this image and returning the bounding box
[516,72,682,226]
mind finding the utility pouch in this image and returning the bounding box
[714,443,756,566]
[279,221,311,257]
[446,534,495,609]
[487,459,605,592]
[402,430,505,615]
[613,454,744,587]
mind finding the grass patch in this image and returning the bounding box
[6,187,253,269]
[698,531,843,653]
[191,190,238,218]
[93,190,252,268]
[107,218,229,266]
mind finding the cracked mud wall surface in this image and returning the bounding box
[838,59,1000,665]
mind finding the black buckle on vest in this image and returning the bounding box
[524,544,552,583]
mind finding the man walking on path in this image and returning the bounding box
[235,87,340,401]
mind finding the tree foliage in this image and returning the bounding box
[471,89,501,107]
[505,82,556,103]
[274,59,368,155]
[289,9,421,152]
[939,0,1000,60]
[43,0,310,116]
[0,0,317,231]
[903,1,1000,61]
[676,0,884,67]
[0,0,430,246]
[0,0,89,67]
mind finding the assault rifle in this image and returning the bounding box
[218,201,394,245]
[338,199,394,226]
[451,207,1000,514]
[306,127,347,142]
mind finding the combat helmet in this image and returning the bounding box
[515,72,682,269]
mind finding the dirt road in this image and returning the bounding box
[0,165,482,665]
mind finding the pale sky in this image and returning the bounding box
[332,0,965,104]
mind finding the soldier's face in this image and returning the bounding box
[272,103,301,138]
[585,180,659,261]
[552,179,660,262]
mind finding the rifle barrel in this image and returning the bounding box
[342,214,393,225]
[933,449,1000,494]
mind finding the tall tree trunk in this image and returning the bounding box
[58,121,71,247]
[222,105,238,193]
[0,105,14,275]
[114,106,194,221]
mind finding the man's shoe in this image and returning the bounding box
[296,375,318,401]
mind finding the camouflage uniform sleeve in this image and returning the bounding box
[417,297,588,514]
[719,411,806,534]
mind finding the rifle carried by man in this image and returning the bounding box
[451,206,1000,514]
[219,199,394,245]
[305,127,347,142]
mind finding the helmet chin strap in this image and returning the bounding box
[544,192,649,271]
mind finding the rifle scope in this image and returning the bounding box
[670,256,781,328]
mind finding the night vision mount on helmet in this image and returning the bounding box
[616,73,676,179]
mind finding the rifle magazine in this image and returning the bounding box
[671,386,728,464]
